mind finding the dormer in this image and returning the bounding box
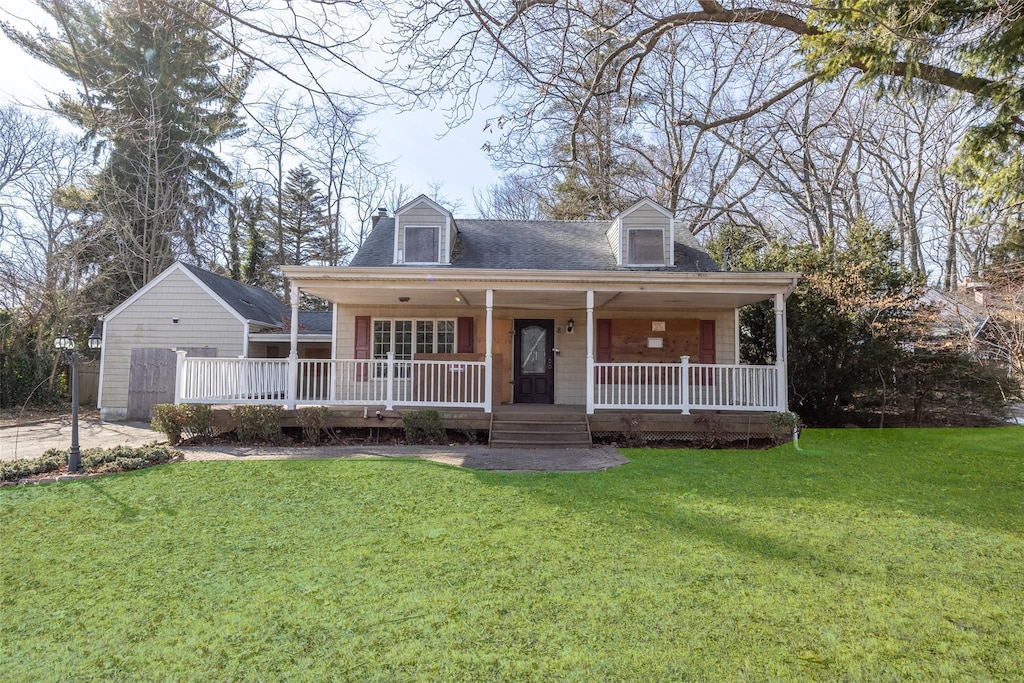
[393,194,457,265]
[606,198,675,267]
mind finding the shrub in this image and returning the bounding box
[402,409,445,444]
[151,404,214,444]
[694,413,726,449]
[180,404,213,441]
[0,448,67,482]
[81,444,179,473]
[232,405,283,445]
[766,411,802,445]
[1,444,178,482]
[151,404,184,445]
[297,406,332,444]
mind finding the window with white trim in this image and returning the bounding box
[374,318,456,375]
[404,226,441,263]
[627,228,666,265]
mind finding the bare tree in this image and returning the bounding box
[473,174,544,220]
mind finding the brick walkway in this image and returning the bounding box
[177,444,628,473]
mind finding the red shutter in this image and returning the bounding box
[355,316,371,380]
[699,319,716,385]
[699,320,716,363]
[596,319,612,361]
[596,319,612,383]
[457,317,474,353]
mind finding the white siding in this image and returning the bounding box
[606,218,621,263]
[334,304,735,406]
[100,268,244,417]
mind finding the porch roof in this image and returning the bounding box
[281,266,800,310]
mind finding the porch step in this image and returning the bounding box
[489,412,592,449]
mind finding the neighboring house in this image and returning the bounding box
[97,262,329,420]
[175,196,800,417]
[919,284,1024,383]
[919,287,989,348]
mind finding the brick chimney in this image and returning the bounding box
[371,207,388,228]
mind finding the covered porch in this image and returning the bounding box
[175,268,799,415]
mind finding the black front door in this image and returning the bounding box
[514,319,555,404]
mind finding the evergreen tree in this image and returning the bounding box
[239,194,272,290]
[4,0,250,307]
[738,224,926,425]
[278,165,328,266]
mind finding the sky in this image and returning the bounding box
[0,2,502,216]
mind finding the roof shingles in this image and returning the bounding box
[349,217,720,272]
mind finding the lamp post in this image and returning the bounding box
[54,331,102,473]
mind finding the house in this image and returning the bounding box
[172,196,800,430]
[97,262,331,420]
[923,283,1024,379]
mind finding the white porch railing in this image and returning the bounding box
[592,359,781,412]
[178,355,779,412]
[178,355,487,409]
[178,358,290,404]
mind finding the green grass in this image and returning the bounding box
[1,428,1022,681]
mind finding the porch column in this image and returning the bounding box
[174,350,187,405]
[485,289,494,413]
[288,282,299,409]
[774,292,788,412]
[586,290,594,415]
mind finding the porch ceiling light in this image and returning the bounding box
[399,296,410,302]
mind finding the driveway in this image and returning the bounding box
[0,416,161,461]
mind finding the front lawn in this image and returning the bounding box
[2,428,1022,680]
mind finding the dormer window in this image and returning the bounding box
[405,226,441,263]
[627,228,665,265]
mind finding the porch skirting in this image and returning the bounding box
[204,406,780,445]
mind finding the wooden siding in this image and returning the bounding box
[396,203,446,263]
[100,268,244,417]
[334,304,735,406]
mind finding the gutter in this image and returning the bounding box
[281,265,802,292]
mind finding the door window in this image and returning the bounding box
[520,325,548,374]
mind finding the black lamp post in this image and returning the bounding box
[54,331,102,473]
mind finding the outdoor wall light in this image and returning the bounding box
[566,318,575,333]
